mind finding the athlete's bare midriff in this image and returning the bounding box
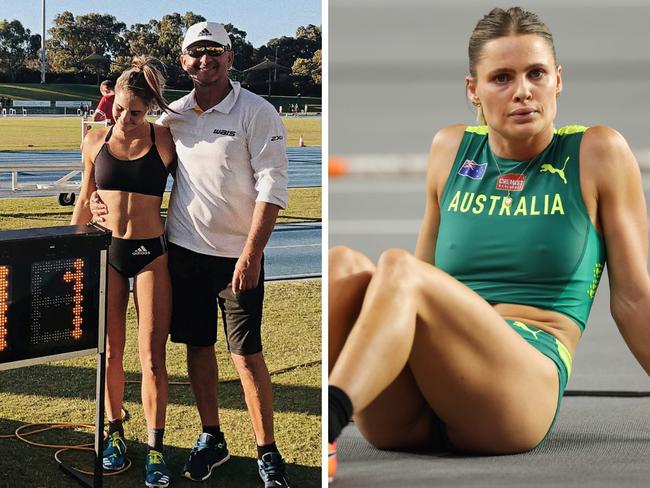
[492,302,581,357]
[97,189,164,239]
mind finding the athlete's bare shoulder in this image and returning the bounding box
[81,126,109,162]
[581,125,637,179]
[430,124,467,155]
[426,125,467,195]
[580,125,641,210]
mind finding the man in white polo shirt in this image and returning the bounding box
[92,21,290,487]
[163,21,290,487]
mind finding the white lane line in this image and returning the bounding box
[330,219,421,235]
[266,244,321,249]
[275,222,321,229]
[330,181,424,193]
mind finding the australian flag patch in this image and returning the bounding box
[458,160,487,180]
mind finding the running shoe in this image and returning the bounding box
[328,442,336,483]
[102,432,127,471]
[145,450,172,488]
[257,452,290,487]
[181,432,230,481]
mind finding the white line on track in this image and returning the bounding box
[330,219,421,235]
[266,244,321,249]
[330,182,424,194]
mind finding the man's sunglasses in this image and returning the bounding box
[183,46,230,58]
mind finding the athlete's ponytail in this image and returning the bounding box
[115,56,176,114]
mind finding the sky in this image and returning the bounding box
[1,0,322,47]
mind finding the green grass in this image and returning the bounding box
[0,84,191,104]
[0,193,322,487]
[0,116,321,150]
[0,187,320,228]
[0,84,320,109]
[0,280,321,488]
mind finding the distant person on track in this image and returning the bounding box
[93,79,116,124]
[71,56,176,488]
[90,21,291,487]
[327,6,650,482]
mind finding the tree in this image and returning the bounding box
[120,12,206,87]
[46,11,126,76]
[223,23,255,73]
[293,49,321,85]
[295,24,321,54]
[253,24,322,95]
[0,19,33,81]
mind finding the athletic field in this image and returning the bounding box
[0,116,322,151]
[0,113,322,486]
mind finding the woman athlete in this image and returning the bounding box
[328,6,650,481]
[71,56,176,488]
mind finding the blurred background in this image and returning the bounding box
[329,0,650,256]
[328,0,650,392]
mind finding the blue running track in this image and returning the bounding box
[0,147,322,188]
[0,147,322,279]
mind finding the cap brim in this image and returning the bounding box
[184,40,229,50]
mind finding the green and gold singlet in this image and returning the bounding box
[435,125,606,332]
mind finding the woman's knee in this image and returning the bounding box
[329,246,375,279]
[375,248,420,284]
[140,353,167,378]
[105,346,124,366]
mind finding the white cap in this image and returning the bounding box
[182,22,232,51]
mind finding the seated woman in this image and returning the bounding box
[327,6,650,481]
[71,56,176,488]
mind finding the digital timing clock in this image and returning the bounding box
[0,224,111,370]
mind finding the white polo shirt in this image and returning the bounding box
[158,81,288,257]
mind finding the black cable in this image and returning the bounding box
[565,390,650,397]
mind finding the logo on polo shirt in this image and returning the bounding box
[213,129,236,136]
[198,28,212,37]
[271,135,283,141]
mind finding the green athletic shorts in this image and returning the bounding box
[507,319,573,442]
[428,319,572,450]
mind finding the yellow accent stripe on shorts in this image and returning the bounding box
[555,338,573,376]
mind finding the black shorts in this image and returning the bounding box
[108,235,167,278]
[168,242,264,355]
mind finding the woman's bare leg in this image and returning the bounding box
[105,267,129,422]
[330,248,559,454]
[328,246,375,372]
[133,255,171,430]
[329,247,433,449]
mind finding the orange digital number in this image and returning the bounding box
[63,259,84,340]
[0,265,8,351]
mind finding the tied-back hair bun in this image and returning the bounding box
[116,55,176,114]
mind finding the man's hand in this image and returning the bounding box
[232,253,262,294]
[89,191,109,223]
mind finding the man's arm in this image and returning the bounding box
[232,202,281,293]
[234,102,289,293]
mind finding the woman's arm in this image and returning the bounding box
[585,126,650,375]
[154,124,177,170]
[70,131,102,225]
[415,125,465,263]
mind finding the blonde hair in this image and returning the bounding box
[115,56,174,113]
[468,7,557,124]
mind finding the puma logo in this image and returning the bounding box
[512,321,541,340]
[540,156,570,184]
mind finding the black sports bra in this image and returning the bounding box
[94,123,169,197]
